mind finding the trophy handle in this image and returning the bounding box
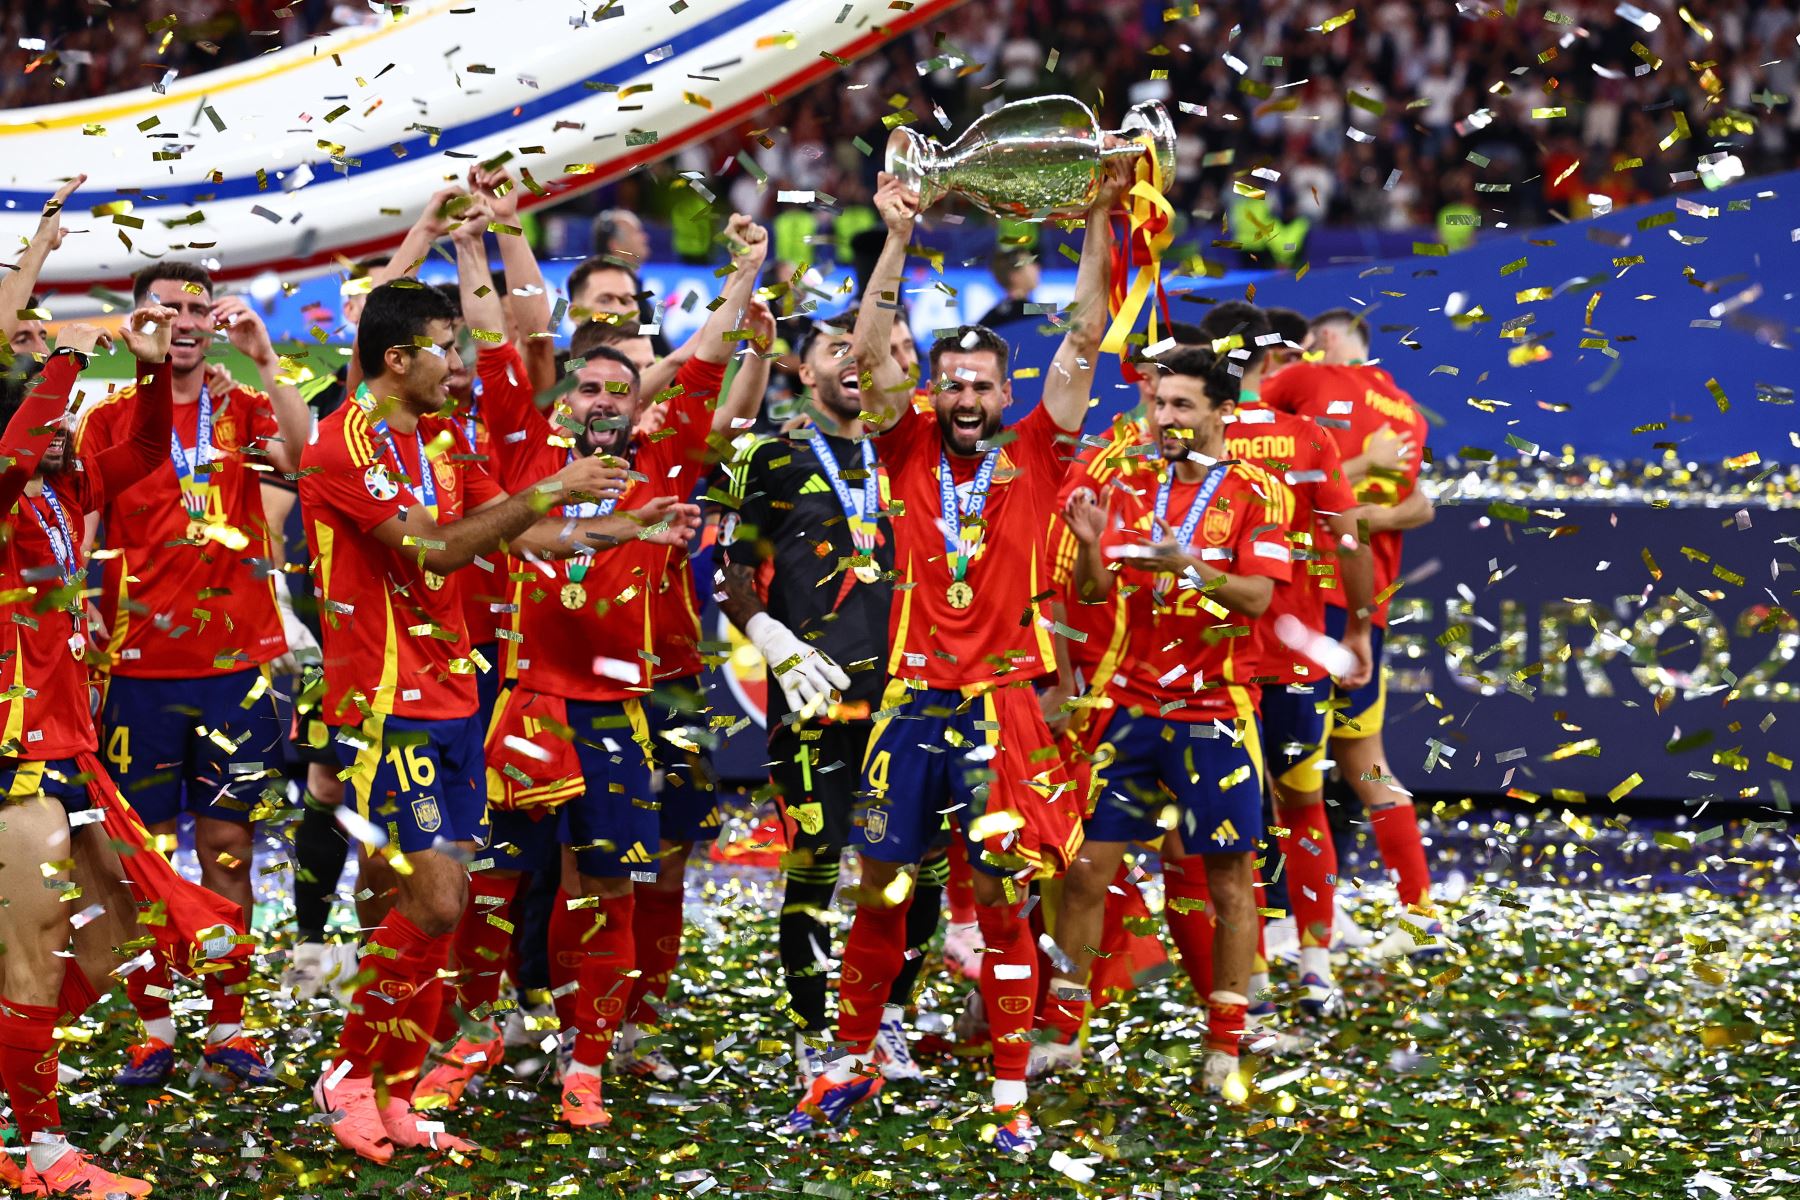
[1117,100,1177,195]
[885,127,943,209]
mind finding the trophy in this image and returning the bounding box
[885,95,1175,220]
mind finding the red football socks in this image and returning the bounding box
[1162,856,1215,1000]
[975,904,1037,1082]
[572,893,637,1065]
[946,838,978,925]
[836,899,909,1056]
[203,959,250,1029]
[450,872,523,1020]
[338,910,440,1081]
[1369,803,1432,909]
[386,942,451,1101]
[547,889,582,1035]
[1280,802,1338,948]
[0,998,62,1141]
[625,885,684,1024]
[123,950,174,1026]
[1206,994,1247,1056]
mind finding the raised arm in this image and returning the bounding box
[0,175,83,351]
[372,186,471,287]
[452,196,505,341]
[712,298,775,434]
[692,214,770,368]
[471,165,557,393]
[0,339,93,510]
[212,295,308,476]
[1042,157,1130,433]
[852,173,919,432]
[76,308,176,507]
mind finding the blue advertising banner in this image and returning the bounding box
[695,499,1799,805]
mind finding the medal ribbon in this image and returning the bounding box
[1151,464,1227,603]
[29,484,86,653]
[938,448,999,584]
[562,450,619,585]
[169,384,212,521]
[808,429,879,554]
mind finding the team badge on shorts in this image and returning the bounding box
[865,808,889,843]
[364,465,401,501]
[411,795,443,834]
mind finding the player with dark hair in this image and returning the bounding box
[1045,343,1299,1097]
[780,162,1126,1151]
[413,214,755,1129]
[719,310,944,1087]
[78,259,311,1087]
[303,280,637,1162]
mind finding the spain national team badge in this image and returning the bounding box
[411,795,442,833]
[1202,506,1233,546]
[946,580,974,609]
[364,465,400,501]
[865,808,889,843]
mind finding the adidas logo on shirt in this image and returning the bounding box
[798,475,832,495]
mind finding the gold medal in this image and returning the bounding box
[854,563,881,585]
[560,582,588,610]
[424,571,446,591]
[946,580,974,610]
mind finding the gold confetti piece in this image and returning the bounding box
[1317,8,1356,33]
[1515,286,1552,302]
[1659,111,1691,150]
[1531,106,1567,119]
[1705,377,1729,412]
[1677,5,1712,40]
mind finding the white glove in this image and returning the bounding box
[271,571,322,674]
[746,612,850,716]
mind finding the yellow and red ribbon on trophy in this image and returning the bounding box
[1100,135,1176,382]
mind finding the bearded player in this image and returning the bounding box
[781,162,1127,1151]
[422,215,758,1129]
[305,281,633,1162]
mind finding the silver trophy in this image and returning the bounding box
[885,95,1175,220]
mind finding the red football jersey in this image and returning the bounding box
[476,343,725,702]
[76,381,286,677]
[298,400,503,724]
[1225,399,1357,683]
[1086,463,1294,723]
[1050,423,1154,678]
[446,399,512,651]
[1,356,171,757]
[879,404,1072,689]
[1263,362,1427,627]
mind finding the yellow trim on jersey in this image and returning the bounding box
[1027,544,1055,676]
[1328,670,1387,740]
[886,551,917,679]
[341,406,380,469]
[1229,688,1267,792]
[4,760,46,799]
[375,592,401,716]
[345,714,387,814]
